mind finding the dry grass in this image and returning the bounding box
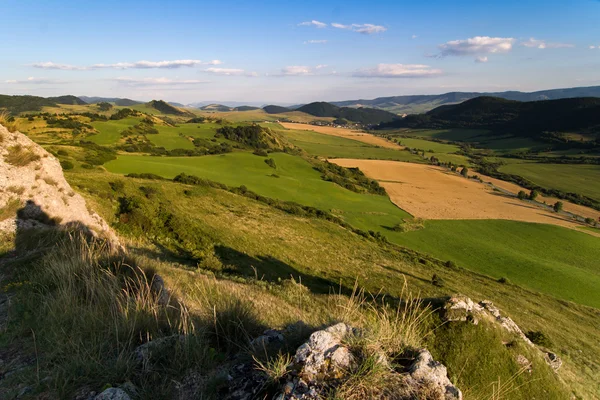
[0,110,19,133]
[5,144,41,167]
[0,198,22,221]
[7,185,25,195]
[42,176,59,186]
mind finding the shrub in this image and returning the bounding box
[253,149,269,157]
[553,201,563,213]
[264,158,276,169]
[57,149,69,156]
[526,331,553,347]
[498,277,509,284]
[517,191,527,200]
[445,260,458,270]
[109,180,125,192]
[60,160,74,170]
[585,217,596,226]
[139,186,158,199]
[0,110,19,132]
[461,167,469,177]
[81,163,94,169]
[431,274,445,287]
[529,190,539,201]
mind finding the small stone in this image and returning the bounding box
[94,387,131,400]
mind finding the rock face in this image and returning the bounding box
[227,323,462,400]
[0,125,117,244]
[408,349,463,400]
[443,296,562,371]
[94,388,131,400]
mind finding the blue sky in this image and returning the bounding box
[1,0,599,104]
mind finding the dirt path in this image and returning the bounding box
[330,159,600,237]
[279,122,403,150]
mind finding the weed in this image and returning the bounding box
[5,144,41,166]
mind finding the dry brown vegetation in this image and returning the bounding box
[331,159,599,235]
[280,122,404,149]
[5,144,41,167]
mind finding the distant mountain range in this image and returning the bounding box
[329,86,600,115]
[379,96,600,140]
[262,102,399,124]
[78,96,142,107]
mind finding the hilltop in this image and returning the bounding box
[331,85,600,114]
[0,94,86,114]
[379,96,600,139]
[146,99,195,116]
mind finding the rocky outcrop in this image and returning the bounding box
[227,323,462,400]
[0,124,118,245]
[443,296,562,371]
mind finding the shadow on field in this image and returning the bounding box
[380,265,432,285]
[214,245,354,295]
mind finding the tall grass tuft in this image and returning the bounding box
[0,110,19,133]
[5,144,41,166]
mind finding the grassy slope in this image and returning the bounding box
[66,169,599,398]
[279,127,424,162]
[104,152,411,231]
[104,151,600,310]
[499,163,600,202]
[395,137,459,153]
[392,219,600,308]
[89,117,141,145]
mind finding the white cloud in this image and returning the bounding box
[439,36,515,58]
[298,20,327,28]
[114,77,209,87]
[354,64,443,78]
[315,64,328,69]
[475,56,488,63]
[281,66,312,76]
[331,23,387,34]
[31,59,222,70]
[4,76,67,84]
[521,38,574,49]
[304,40,327,44]
[411,34,418,39]
[204,68,258,77]
[589,45,598,49]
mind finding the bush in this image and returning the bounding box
[431,274,445,287]
[253,149,269,157]
[529,190,539,201]
[109,180,125,192]
[60,160,74,170]
[461,167,469,177]
[526,331,553,347]
[445,260,458,270]
[585,217,596,226]
[517,191,527,200]
[81,163,94,169]
[57,149,69,156]
[498,277,509,284]
[264,158,276,169]
[553,201,564,213]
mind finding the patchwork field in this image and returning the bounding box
[499,162,600,202]
[104,152,410,232]
[330,159,596,233]
[280,122,402,149]
[274,125,423,162]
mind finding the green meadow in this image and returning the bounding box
[105,151,600,308]
[105,152,411,232]
[499,163,600,201]
[89,117,141,145]
[279,127,424,161]
[392,219,600,308]
[395,137,459,153]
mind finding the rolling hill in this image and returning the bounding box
[332,86,600,114]
[379,96,600,139]
[263,104,292,114]
[146,99,194,116]
[0,94,86,114]
[78,96,142,106]
[297,102,400,124]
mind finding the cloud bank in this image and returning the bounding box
[354,64,442,78]
[32,59,223,70]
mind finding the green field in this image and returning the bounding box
[395,137,460,153]
[499,163,600,201]
[89,117,141,145]
[392,219,600,308]
[397,128,491,142]
[279,127,423,161]
[104,152,600,308]
[105,152,411,232]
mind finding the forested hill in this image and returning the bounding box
[378,96,600,139]
[0,94,86,114]
[297,102,399,124]
[331,86,600,114]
